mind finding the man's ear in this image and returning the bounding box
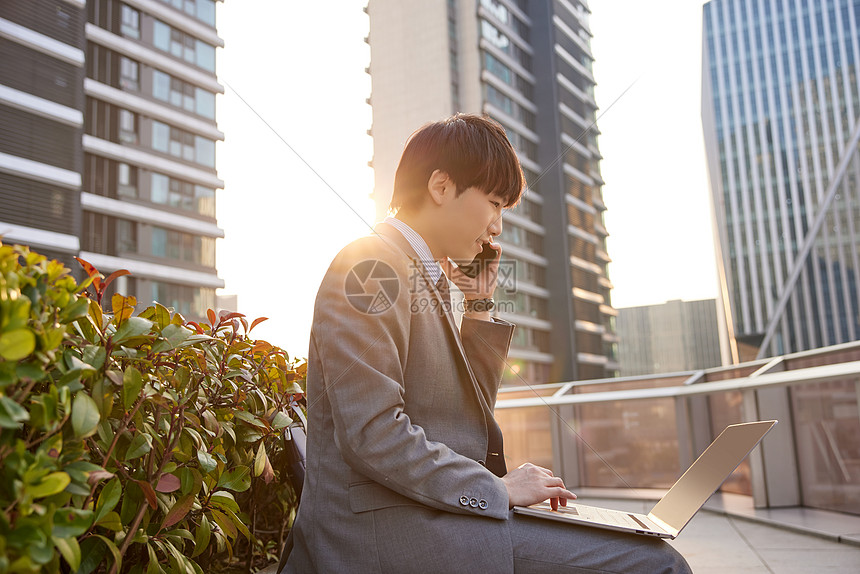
[427,169,454,206]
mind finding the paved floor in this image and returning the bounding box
[260,497,860,573]
[586,496,860,573]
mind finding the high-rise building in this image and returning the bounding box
[616,299,722,377]
[702,0,860,360]
[366,0,618,385]
[0,0,224,319]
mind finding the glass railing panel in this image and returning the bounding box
[707,390,750,495]
[791,378,860,516]
[496,406,554,470]
[573,399,679,488]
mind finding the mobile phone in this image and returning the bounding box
[458,243,496,278]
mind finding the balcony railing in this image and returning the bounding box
[495,341,860,517]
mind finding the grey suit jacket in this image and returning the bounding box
[285,222,517,573]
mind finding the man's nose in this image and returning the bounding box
[488,215,502,237]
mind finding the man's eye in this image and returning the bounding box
[491,201,501,208]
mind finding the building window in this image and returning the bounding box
[119,109,137,144]
[117,219,137,253]
[195,87,215,118]
[159,0,216,26]
[481,0,510,24]
[152,70,216,119]
[153,20,216,72]
[483,51,512,85]
[120,5,140,39]
[149,281,215,319]
[481,20,511,52]
[151,226,215,266]
[194,136,215,167]
[118,163,137,198]
[120,57,139,91]
[151,121,216,167]
[150,173,216,217]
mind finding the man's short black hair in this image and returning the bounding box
[390,113,525,213]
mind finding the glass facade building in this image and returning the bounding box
[702,0,860,359]
[366,0,617,385]
[0,0,224,319]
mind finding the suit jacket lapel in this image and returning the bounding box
[374,223,491,415]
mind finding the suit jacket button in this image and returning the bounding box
[478,460,486,466]
[479,500,488,510]
[469,497,478,508]
[459,496,469,506]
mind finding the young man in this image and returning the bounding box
[282,114,691,573]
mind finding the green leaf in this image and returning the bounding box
[123,366,143,410]
[145,543,160,574]
[271,410,293,430]
[125,432,153,460]
[216,466,250,492]
[191,515,211,557]
[52,535,81,571]
[161,493,195,530]
[154,303,171,328]
[95,511,123,531]
[93,534,122,573]
[160,324,192,350]
[0,328,36,361]
[94,477,122,523]
[71,392,100,438]
[197,449,217,474]
[58,297,90,323]
[232,410,265,428]
[77,536,108,574]
[209,509,237,540]
[112,316,153,343]
[0,395,30,428]
[28,471,70,498]
[82,344,107,370]
[220,506,251,541]
[209,491,239,513]
[52,507,94,538]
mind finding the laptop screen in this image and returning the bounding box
[648,420,776,535]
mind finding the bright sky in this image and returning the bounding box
[215,1,718,357]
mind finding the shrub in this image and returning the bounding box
[0,241,306,573]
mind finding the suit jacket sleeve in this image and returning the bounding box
[311,238,510,520]
[460,317,514,408]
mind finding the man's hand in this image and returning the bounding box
[502,463,576,511]
[442,242,501,300]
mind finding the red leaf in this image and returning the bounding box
[161,493,195,530]
[187,321,204,334]
[219,311,245,320]
[155,473,181,493]
[136,479,158,509]
[206,308,217,326]
[75,257,102,290]
[103,269,131,291]
[249,317,269,332]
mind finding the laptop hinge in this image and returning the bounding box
[646,513,679,537]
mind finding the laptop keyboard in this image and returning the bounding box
[550,504,645,529]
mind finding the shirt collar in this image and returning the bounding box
[383,216,443,285]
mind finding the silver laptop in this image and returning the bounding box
[513,420,777,539]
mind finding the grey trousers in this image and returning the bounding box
[511,513,692,574]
